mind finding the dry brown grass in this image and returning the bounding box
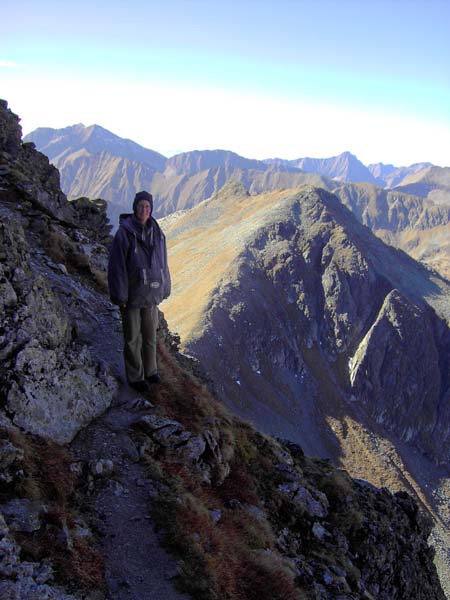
[217,462,260,506]
[5,429,105,591]
[154,481,291,600]
[8,430,75,503]
[42,230,108,293]
[236,553,304,600]
[147,388,305,600]
[153,341,230,433]
[62,537,105,589]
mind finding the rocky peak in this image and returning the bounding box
[286,151,377,184]
[0,100,112,241]
[164,149,268,177]
[0,99,22,159]
[24,121,167,170]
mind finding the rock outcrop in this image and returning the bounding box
[349,289,449,455]
[0,100,117,444]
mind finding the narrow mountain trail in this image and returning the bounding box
[30,251,189,599]
[71,386,189,600]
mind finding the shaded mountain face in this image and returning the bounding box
[162,182,450,464]
[3,99,447,600]
[162,181,450,588]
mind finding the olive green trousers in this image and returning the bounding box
[121,304,158,383]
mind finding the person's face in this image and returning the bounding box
[135,199,151,224]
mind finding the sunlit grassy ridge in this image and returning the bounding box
[162,183,307,344]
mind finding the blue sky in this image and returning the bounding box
[1,0,450,166]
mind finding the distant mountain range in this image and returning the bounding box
[24,123,440,218]
[25,123,450,280]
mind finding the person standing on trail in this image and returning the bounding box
[108,191,171,393]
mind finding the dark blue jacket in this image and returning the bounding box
[108,214,171,308]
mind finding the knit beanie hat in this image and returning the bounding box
[133,191,153,215]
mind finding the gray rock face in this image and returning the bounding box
[0,210,116,444]
[7,342,115,444]
[349,289,447,458]
[0,512,80,600]
[0,439,23,484]
[0,99,22,158]
[0,499,46,532]
[0,107,75,224]
[133,413,231,484]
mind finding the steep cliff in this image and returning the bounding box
[1,99,447,599]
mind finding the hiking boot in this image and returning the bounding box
[129,380,150,393]
[146,373,161,385]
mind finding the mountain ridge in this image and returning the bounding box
[25,123,444,222]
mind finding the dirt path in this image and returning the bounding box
[71,386,189,600]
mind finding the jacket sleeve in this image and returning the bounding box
[162,234,171,300]
[108,228,130,305]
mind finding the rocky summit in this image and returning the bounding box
[0,98,447,599]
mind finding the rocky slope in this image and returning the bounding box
[2,100,448,598]
[162,181,450,462]
[161,181,450,592]
[332,180,450,279]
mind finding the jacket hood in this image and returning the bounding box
[119,213,163,238]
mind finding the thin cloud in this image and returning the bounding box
[0,60,19,68]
